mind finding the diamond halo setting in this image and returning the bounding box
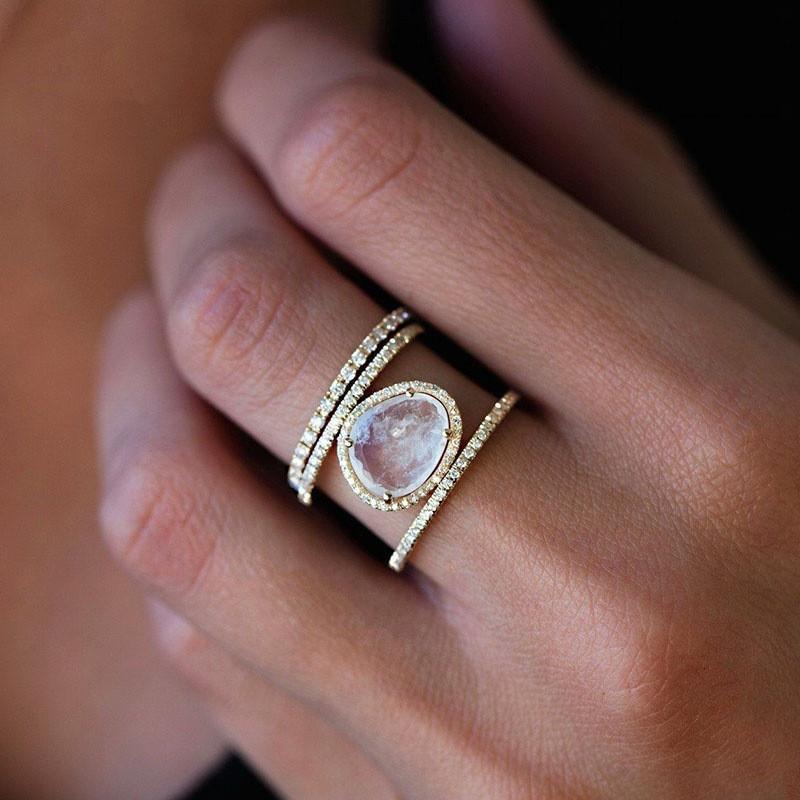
[337,381,462,512]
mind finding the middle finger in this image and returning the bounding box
[217,18,782,447]
[149,139,573,587]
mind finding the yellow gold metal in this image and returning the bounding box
[294,324,423,505]
[287,307,412,496]
[388,390,519,572]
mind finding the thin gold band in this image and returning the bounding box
[389,390,520,572]
[287,307,412,495]
[294,323,423,505]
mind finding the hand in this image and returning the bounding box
[0,1,378,797]
[97,6,800,799]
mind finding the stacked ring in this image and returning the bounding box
[287,307,413,501]
[295,323,423,505]
[289,308,519,571]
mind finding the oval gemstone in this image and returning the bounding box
[348,393,449,499]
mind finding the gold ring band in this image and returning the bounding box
[389,390,519,572]
[288,307,412,494]
[292,322,423,505]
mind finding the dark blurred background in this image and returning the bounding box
[187,1,797,797]
[558,1,793,291]
[552,1,794,292]
[387,0,796,290]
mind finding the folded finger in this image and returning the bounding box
[96,291,455,789]
[148,138,570,586]
[148,603,397,800]
[432,0,800,336]
[216,17,793,447]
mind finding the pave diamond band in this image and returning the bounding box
[389,390,520,572]
[288,307,413,500]
[289,307,519,573]
[296,324,423,505]
[290,319,422,506]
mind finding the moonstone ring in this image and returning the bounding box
[290,307,519,571]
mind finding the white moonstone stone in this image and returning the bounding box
[349,393,449,499]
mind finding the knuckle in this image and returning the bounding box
[155,624,234,706]
[168,240,311,405]
[613,609,729,760]
[275,76,424,220]
[725,413,800,553]
[169,241,278,369]
[676,391,797,541]
[680,403,758,495]
[151,606,203,665]
[643,362,795,534]
[100,445,217,597]
[610,601,783,780]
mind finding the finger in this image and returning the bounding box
[148,138,571,585]
[431,0,800,336]
[216,17,796,446]
[147,602,397,800]
[96,291,454,791]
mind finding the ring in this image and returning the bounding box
[336,381,463,512]
[288,307,411,494]
[291,309,519,572]
[288,307,421,505]
[389,390,519,572]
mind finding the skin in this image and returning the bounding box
[0,2,376,798]
[3,0,795,798]
[94,2,800,798]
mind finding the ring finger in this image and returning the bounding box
[148,138,572,587]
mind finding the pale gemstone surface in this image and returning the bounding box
[349,394,449,499]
